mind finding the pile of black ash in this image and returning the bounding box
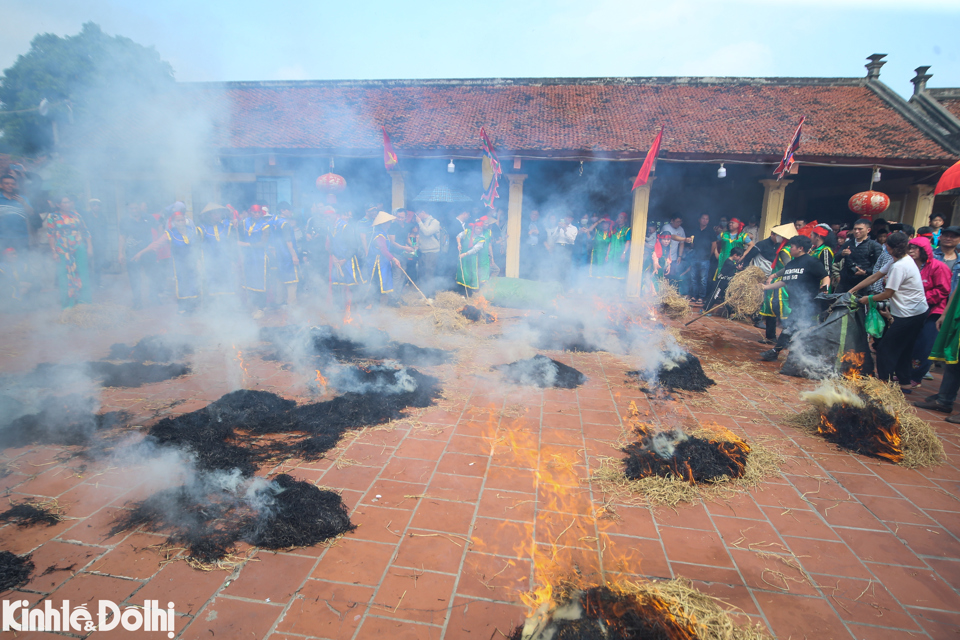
[0,551,34,591]
[461,305,495,323]
[529,319,601,353]
[6,361,190,390]
[507,586,699,640]
[87,362,191,388]
[0,501,63,527]
[147,366,441,474]
[107,335,194,363]
[493,355,586,389]
[628,353,714,392]
[260,325,451,368]
[0,394,130,449]
[110,473,355,563]
[622,429,750,483]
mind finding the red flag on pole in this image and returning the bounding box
[382,126,398,171]
[773,116,804,180]
[632,126,664,190]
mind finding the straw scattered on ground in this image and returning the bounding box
[0,498,65,527]
[656,279,691,319]
[784,376,945,468]
[58,303,134,328]
[592,418,784,508]
[432,307,469,333]
[433,291,468,310]
[725,266,767,318]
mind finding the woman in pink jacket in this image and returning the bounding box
[909,235,951,388]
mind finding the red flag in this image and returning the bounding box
[773,116,804,180]
[382,126,398,171]
[935,160,960,195]
[632,126,664,190]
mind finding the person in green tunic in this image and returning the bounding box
[810,225,836,293]
[456,220,486,292]
[589,218,613,278]
[712,218,751,280]
[606,212,631,280]
[477,216,494,285]
[914,289,960,422]
[758,223,797,343]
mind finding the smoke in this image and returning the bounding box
[801,380,866,409]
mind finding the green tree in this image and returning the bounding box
[0,22,174,155]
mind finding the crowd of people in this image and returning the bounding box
[4,170,960,421]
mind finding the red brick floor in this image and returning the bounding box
[2,302,960,639]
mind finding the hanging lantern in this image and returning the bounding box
[848,190,890,217]
[316,172,346,193]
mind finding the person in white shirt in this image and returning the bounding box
[853,232,928,388]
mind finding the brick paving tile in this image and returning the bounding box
[22,541,104,592]
[222,551,316,602]
[373,567,457,625]
[754,589,853,638]
[355,615,443,639]
[409,497,477,534]
[135,560,227,615]
[313,538,396,585]
[183,597,284,640]
[85,532,168,580]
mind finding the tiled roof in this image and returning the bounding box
[929,90,960,121]
[76,77,960,165]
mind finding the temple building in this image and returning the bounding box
[64,53,960,296]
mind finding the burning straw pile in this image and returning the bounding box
[593,403,783,507]
[786,374,944,468]
[724,266,767,318]
[656,280,691,320]
[508,579,770,640]
[493,355,586,389]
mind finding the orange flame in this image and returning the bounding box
[473,294,498,322]
[315,369,327,389]
[343,301,354,325]
[840,350,864,381]
[233,344,249,387]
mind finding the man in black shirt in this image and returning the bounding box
[837,218,882,292]
[759,235,830,361]
[682,213,713,304]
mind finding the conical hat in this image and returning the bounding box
[372,211,397,227]
[201,202,228,215]
[770,223,798,239]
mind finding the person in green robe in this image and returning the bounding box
[606,212,631,280]
[810,225,836,293]
[456,221,486,292]
[914,290,960,422]
[477,216,494,285]
[712,218,751,280]
[589,218,613,278]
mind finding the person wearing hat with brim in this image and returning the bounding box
[757,222,796,344]
[366,211,402,305]
[197,203,239,299]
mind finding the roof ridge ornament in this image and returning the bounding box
[911,66,933,96]
[865,54,887,80]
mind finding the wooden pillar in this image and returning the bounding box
[389,170,406,212]
[903,184,936,230]
[758,179,793,240]
[505,173,527,278]
[626,179,654,298]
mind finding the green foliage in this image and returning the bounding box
[0,23,174,155]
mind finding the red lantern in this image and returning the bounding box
[848,191,890,217]
[316,173,346,193]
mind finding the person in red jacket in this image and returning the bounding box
[909,235,951,388]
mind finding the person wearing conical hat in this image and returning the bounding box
[758,223,796,343]
[366,211,402,304]
[197,203,239,299]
